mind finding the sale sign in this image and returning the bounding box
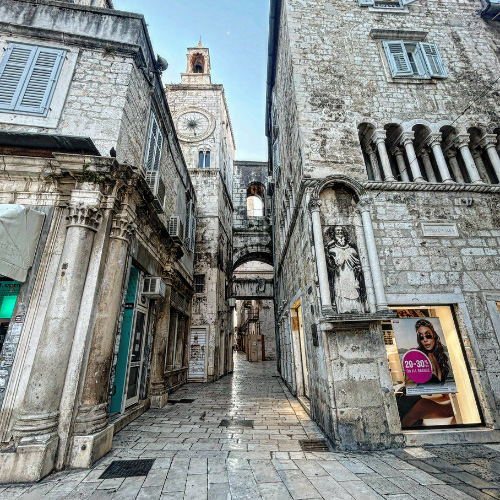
[402,350,432,384]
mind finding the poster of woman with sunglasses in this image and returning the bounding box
[390,317,457,427]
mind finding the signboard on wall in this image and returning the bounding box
[391,317,457,396]
[188,328,206,381]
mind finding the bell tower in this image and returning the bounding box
[181,41,211,85]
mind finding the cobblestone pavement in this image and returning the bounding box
[2,353,500,499]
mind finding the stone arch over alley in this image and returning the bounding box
[232,161,276,362]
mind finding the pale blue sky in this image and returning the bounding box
[114,0,269,162]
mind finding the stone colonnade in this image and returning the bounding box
[364,128,500,184]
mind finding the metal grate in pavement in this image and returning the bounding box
[168,398,195,404]
[219,419,254,428]
[299,439,330,452]
[180,399,195,403]
[99,459,155,479]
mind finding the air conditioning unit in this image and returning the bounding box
[168,215,184,244]
[142,277,166,299]
[145,170,166,212]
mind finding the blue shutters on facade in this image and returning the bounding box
[419,43,448,78]
[383,41,413,77]
[0,44,65,115]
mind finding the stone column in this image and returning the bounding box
[401,131,425,182]
[480,134,500,182]
[366,145,382,181]
[12,201,101,476]
[149,267,174,409]
[456,134,483,184]
[390,146,410,182]
[358,199,388,311]
[372,129,395,181]
[166,312,178,370]
[175,315,185,368]
[308,199,333,313]
[471,149,491,184]
[183,315,191,369]
[444,149,465,183]
[418,147,437,183]
[75,212,135,435]
[427,133,454,183]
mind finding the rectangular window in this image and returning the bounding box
[383,41,447,79]
[385,306,482,429]
[198,150,210,168]
[144,112,165,211]
[195,275,205,294]
[359,0,416,8]
[0,43,65,116]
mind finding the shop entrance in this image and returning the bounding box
[110,266,151,413]
[291,298,310,399]
[385,305,482,429]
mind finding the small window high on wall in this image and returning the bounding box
[246,183,266,217]
[384,306,482,429]
[198,150,210,168]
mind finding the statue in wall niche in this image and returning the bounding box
[325,225,367,314]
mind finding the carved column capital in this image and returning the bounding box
[67,203,102,232]
[110,215,136,243]
[444,148,458,159]
[454,133,471,149]
[372,129,387,145]
[400,131,415,146]
[308,198,322,213]
[390,145,404,157]
[426,133,442,148]
[479,134,498,150]
[418,146,430,157]
[357,197,372,214]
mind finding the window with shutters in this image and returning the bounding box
[383,41,447,80]
[359,0,417,9]
[0,43,65,116]
[195,275,205,294]
[144,111,166,211]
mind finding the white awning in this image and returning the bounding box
[0,204,45,282]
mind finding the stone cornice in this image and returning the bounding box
[360,180,500,193]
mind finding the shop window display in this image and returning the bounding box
[0,279,21,354]
[384,306,482,429]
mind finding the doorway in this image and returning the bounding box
[291,298,310,399]
[110,266,151,413]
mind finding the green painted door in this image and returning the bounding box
[110,266,139,414]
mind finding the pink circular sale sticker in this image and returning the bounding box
[402,350,432,384]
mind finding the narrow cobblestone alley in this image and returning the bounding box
[2,353,500,500]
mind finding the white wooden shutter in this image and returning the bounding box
[16,47,65,114]
[383,41,413,77]
[401,0,417,4]
[0,44,36,111]
[418,43,447,79]
[184,200,192,243]
[144,112,164,171]
[358,0,374,5]
[272,139,280,178]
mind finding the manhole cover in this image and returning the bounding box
[299,439,330,452]
[219,419,254,428]
[99,459,155,479]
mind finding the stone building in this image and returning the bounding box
[267,0,500,449]
[165,45,235,382]
[0,0,196,481]
[232,161,276,360]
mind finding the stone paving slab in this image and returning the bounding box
[2,353,500,499]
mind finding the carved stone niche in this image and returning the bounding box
[315,176,395,324]
[320,186,368,315]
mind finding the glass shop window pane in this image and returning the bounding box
[385,305,482,429]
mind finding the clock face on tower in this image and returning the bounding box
[175,108,214,142]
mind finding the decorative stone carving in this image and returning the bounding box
[324,225,367,314]
[67,204,102,231]
[110,216,135,242]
